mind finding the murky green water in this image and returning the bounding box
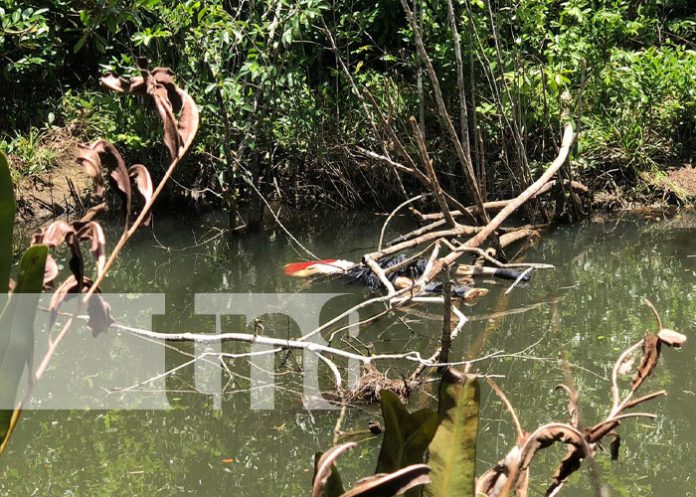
[2,209,695,496]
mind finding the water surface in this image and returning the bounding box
[2,210,695,497]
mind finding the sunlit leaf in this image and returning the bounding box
[424,368,479,497]
[129,164,154,225]
[0,244,48,455]
[376,390,438,476]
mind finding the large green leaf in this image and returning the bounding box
[423,369,480,497]
[0,244,48,454]
[376,390,439,475]
[0,150,15,295]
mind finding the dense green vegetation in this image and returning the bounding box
[1,0,695,211]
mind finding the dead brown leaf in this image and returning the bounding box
[312,442,355,497]
[657,329,686,348]
[631,332,661,391]
[77,140,131,215]
[341,464,431,497]
[100,59,199,161]
[48,275,113,336]
[129,164,153,225]
[520,424,589,472]
[555,384,579,427]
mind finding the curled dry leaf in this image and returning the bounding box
[32,221,83,287]
[32,220,107,286]
[77,140,132,215]
[48,276,113,336]
[86,288,114,336]
[151,67,181,107]
[631,332,661,391]
[33,220,73,247]
[519,424,589,473]
[77,144,105,195]
[135,60,179,159]
[41,255,59,288]
[175,86,199,154]
[341,464,431,497]
[74,222,106,279]
[480,316,678,497]
[657,328,686,348]
[312,443,355,497]
[475,445,521,497]
[129,165,154,225]
[146,64,198,157]
[152,83,181,160]
[100,59,199,161]
[555,384,579,427]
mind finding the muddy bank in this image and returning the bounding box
[9,126,695,231]
[15,161,96,226]
[8,128,95,227]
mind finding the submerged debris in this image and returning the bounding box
[341,362,415,403]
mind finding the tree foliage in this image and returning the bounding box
[1,0,695,207]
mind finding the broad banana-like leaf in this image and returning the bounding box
[0,151,14,295]
[424,368,480,497]
[376,390,439,476]
[0,244,48,454]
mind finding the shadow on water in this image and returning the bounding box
[2,209,696,496]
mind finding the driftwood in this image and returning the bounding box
[360,98,577,292]
[320,85,588,389]
[411,180,589,222]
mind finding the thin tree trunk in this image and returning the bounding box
[439,264,453,364]
[415,0,426,137]
[400,0,489,221]
[445,0,471,155]
[464,0,487,200]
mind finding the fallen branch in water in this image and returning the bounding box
[410,180,589,223]
[317,103,573,385]
[377,194,429,251]
[45,305,551,399]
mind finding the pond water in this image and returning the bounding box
[2,209,695,497]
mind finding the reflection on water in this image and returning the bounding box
[2,209,696,497]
